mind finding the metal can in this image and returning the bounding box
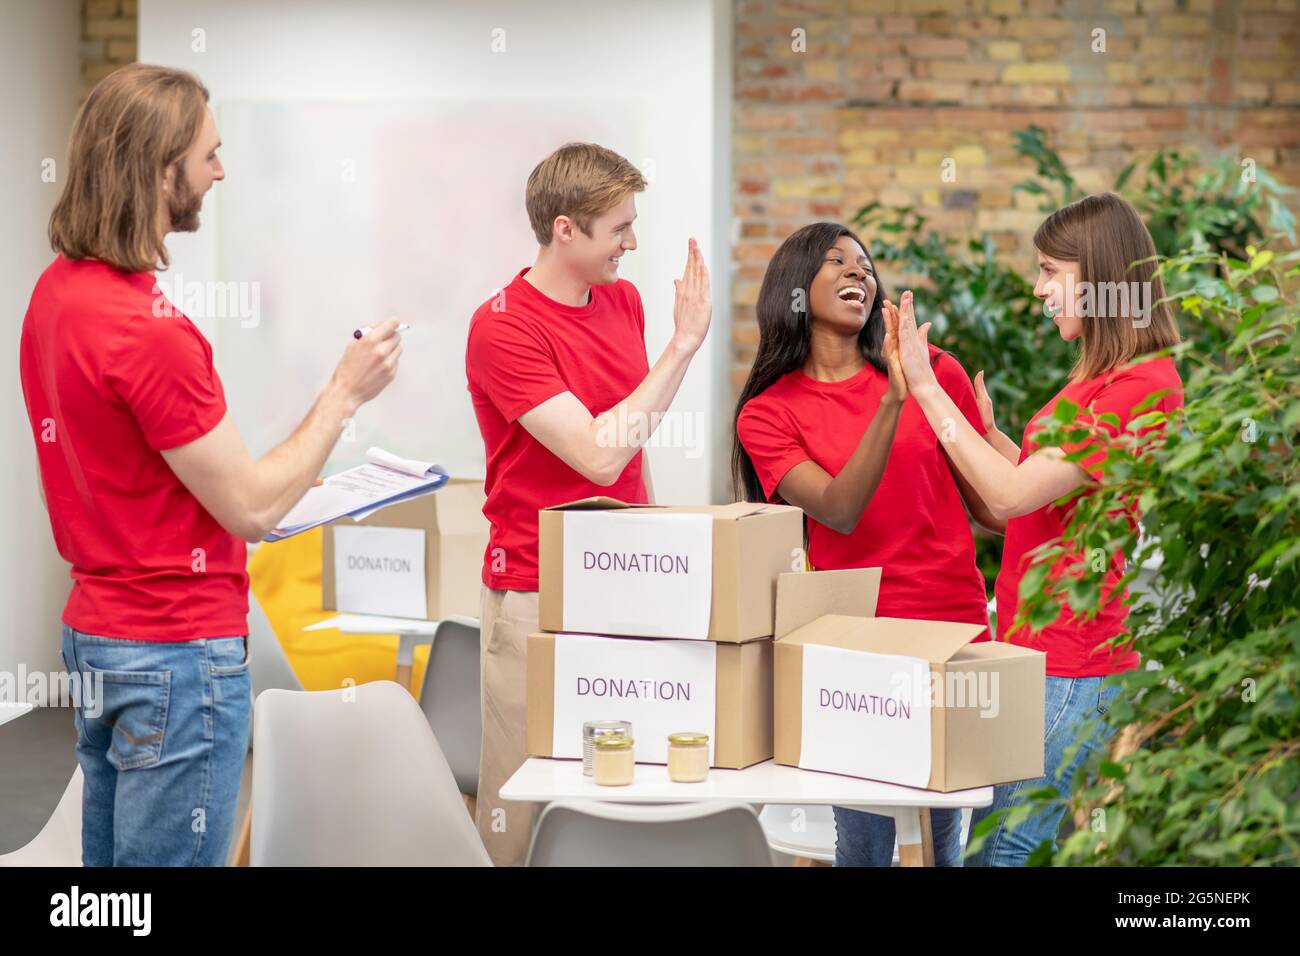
[582,720,633,776]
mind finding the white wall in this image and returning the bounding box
[0,0,83,694]
[140,0,732,505]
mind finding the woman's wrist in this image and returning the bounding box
[908,378,943,404]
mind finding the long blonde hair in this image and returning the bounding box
[1034,192,1181,382]
[49,64,209,274]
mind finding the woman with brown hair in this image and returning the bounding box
[892,192,1184,866]
[733,222,1001,866]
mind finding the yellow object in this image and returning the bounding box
[592,735,635,787]
[667,732,709,783]
[247,529,431,692]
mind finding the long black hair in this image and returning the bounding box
[731,222,888,504]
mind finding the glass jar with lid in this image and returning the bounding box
[666,732,709,783]
[592,734,635,786]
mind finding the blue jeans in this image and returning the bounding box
[833,806,964,867]
[967,674,1121,867]
[60,625,251,866]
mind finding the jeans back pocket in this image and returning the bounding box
[86,666,172,771]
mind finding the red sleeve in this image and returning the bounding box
[104,315,227,451]
[932,349,984,435]
[736,397,810,503]
[1060,365,1181,482]
[626,282,649,365]
[466,315,568,423]
[626,281,646,338]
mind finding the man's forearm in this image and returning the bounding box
[588,336,697,480]
[247,382,358,534]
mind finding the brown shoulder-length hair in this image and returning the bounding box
[1034,192,1180,382]
[49,64,209,274]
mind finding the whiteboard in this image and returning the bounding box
[210,99,645,478]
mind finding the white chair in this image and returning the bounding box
[763,805,973,866]
[250,681,490,866]
[527,800,772,867]
[416,617,481,798]
[0,767,83,867]
[760,803,837,863]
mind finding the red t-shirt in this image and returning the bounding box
[737,345,990,631]
[466,269,650,591]
[996,356,1184,677]
[19,256,249,641]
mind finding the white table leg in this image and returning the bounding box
[886,806,935,867]
[395,633,420,695]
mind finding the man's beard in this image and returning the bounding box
[167,162,203,232]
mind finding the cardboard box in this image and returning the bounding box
[538,497,803,643]
[322,479,488,620]
[527,634,769,770]
[526,568,882,770]
[773,572,1046,792]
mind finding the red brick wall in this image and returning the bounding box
[81,0,137,99]
[731,0,1300,393]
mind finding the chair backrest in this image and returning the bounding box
[248,590,303,697]
[527,799,773,867]
[0,766,83,867]
[759,803,837,862]
[417,618,481,796]
[251,681,490,866]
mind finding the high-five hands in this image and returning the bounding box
[672,238,712,353]
[892,290,939,394]
[880,297,907,405]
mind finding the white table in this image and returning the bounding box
[0,702,34,727]
[500,757,993,867]
[305,613,478,694]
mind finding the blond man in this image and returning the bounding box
[465,143,711,865]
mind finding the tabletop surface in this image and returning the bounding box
[0,702,35,727]
[500,757,993,809]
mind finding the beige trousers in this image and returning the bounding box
[475,586,539,867]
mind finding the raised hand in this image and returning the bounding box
[881,299,907,405]
[672,238,711,353]
[894,290,938,392]
[974,369,996,434]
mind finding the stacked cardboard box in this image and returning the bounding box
[526,497,804,769]
[524,495,1046,789]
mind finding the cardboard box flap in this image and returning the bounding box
[637,502,780,520]
[432,480,489,534]
[775,568,881,639]
[710,501,776,520]
[546,500,795,521]
[545,496,656,512]
[782,614,984,664]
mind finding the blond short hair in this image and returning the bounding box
[525,143,646,245]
